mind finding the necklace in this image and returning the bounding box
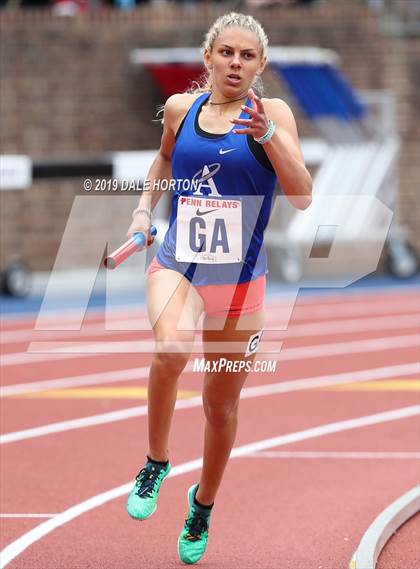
[209,95,248,106]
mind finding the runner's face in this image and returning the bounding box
[205,27,266,98]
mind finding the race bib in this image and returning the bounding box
[176,196,242,264]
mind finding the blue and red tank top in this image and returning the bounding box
[156,92,277,285]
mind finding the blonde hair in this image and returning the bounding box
[189,12,268,96]
[155,13,268,121]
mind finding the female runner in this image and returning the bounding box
[125,12,312,565]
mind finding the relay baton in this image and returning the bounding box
[104,225,157,270]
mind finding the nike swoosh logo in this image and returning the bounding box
[219,148,236,155]
[196,208,219,216]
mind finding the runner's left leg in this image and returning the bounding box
[197,309,265,506]
[177,309,265,563]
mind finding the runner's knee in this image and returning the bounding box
[153,338,191,375]
[203,396,239,428]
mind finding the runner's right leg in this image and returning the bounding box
[127,266,203,521]
[146,267,203,462]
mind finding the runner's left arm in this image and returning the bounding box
[231,90,312,211]
[261,98,312,210]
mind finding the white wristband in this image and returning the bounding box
[132,207,151,220]
[254,120,276,145]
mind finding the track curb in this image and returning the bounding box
[349,485,420,569]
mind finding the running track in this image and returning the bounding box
[1,285,419,569]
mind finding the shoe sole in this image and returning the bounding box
[177,484,199,564]
[127,503,157,521]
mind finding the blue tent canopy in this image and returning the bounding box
[271,63,367,121]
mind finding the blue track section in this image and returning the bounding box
[0,274,418,317]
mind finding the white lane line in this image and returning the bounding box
[2,311,418,345]
[3,333,418,366]
[349,485,420,569]
[26,334,420,355]
[1,362,419,444]
[228,407,420,459]
[280,299,419,321]
[1,353,88,367]
[0,514,58,519]
[0,366,151,397]
[0,398,201,445]
[1,295,418,334]
[0,404,418,569]
[244,451,420,460]
[236,363,420,399]
[1,318,149,343]
[279,313,419,338]
[2,358,418,399]
[268,335,419,360]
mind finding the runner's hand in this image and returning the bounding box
[230,88,269,140]
[126,211,151,241]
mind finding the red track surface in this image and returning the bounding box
[377,513,420,569]
[1,287,419,568]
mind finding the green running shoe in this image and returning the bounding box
[126,457,171,520]
[178,484,212,564]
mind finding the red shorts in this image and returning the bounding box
[148,257,265,318]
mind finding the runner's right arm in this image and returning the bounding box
[126,94,193,239]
